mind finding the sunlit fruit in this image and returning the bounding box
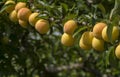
[79,37,92,50]
[18,19,28,28]
[17,7,32,21]
[4,0,15,13]
[9,10,18,22]
[35,19,49,34]
[15,2,26,12]
[93,22,107,39]
[61,33,74,46]
[64,20,77,35]
[81,31,93,46]
[29,12,39,26]
[102,26,119,42]
[79,31,93,50]
[115,44,120,59]
[92,37,104,52]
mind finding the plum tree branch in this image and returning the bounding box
[46,63,83,72]
[45,62,101,76]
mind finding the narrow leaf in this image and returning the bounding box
[98,3,106,15]
[109,46,119,67]
[107,23,113,43]
[109,0,120,20]
[0,3,14,13]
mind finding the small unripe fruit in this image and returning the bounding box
[1,36,10,44]
[115,44,120,59]
[29,12,39,26]
[92,37,104,52]
[4,0,15,13]
[102,26,119,42]
[15,2,26,12]
[19,19,28,28]
[61,33,74,46]
[35,19,49,34]
[17,8,32,21]
[64,20,77,35]
[79,37,91,50]
[9,10,18,22]
[93,22,107,39]
[81,31,93,46]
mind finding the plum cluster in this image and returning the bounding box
[4,0,49,34]
[79,22,120,59]
[61,20,78,46]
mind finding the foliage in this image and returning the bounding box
[0,0,120,77]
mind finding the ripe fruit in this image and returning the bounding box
[92,37,104,52]
[102,26,119,42]
[64,20,77,35]
[35,19,49,34]
[18,19,28,28]
[79,37,91,50]
[61,33,74,46]
[17,8,32,21]
[4,0,15,13]
[15,2,26,12]
[79,31,93,50]
[29,12,39,26]
[93,22,107,39]
[115,44,120,59]
[81,31,93,46]
[9,10,18,22]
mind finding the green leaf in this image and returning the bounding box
[38,13,49,20]
[104,46,114,67]
[107,23,113,43]
[0,2,16,13]
[111,15,120,25]
[109,0,120,20]
[97,3,106,15]
[61,3,68,14]
[109,46,119,67]
[73,26,88,38]
[16,0,29,2]
[63,14,77,24]
[0,4,8,13]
